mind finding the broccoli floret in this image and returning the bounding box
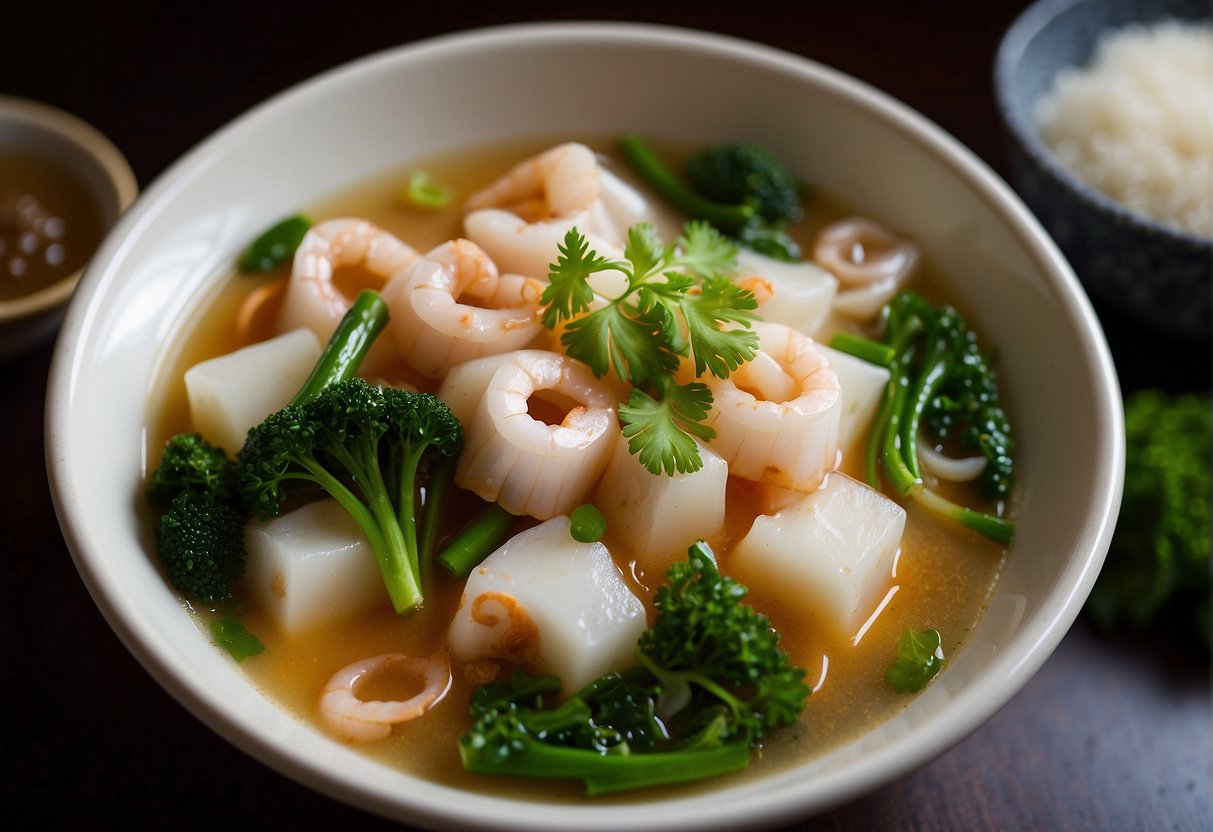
[830,290,1016,544]
[457,541,809,795]
[146,431,246,603]
[619,133,805,262]
[684,142,804,225]
[1087,390,1210,649]
[156,493,247,602]
[147,289,393,611]
[636,541,807,744]
[145,432,238,509]
[238,377,463,614]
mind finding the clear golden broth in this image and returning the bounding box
[146,136,1010,800]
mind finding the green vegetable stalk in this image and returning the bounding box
[238,214,312,272]
[620,133,805,262]
[437,501,517,578]
[831,290,1016,544]
[238,376,463,615]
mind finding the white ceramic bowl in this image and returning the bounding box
[0,95,137,360]
[46,22,1123,831]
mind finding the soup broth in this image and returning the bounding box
[146,136,1010,798]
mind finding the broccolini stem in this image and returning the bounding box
[900,308,961,480]
[396,442,430,580]
[300,451,422,612]
[366,454,424,613]
[830,331,895,367]
[437,502,517,577]
[418,456,453,588]
[881,365,921,495]
[619,133,756,232]
[878,316,926,495]
[291,290,389,405]
[860,292,1016,545]
[901,354,948,481]
[915,488,1015,545]
[458,736,752,797]
[865,378,896,489]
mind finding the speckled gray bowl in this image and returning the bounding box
[994,0,1212,340]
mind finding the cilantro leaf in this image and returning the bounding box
[619,383,715,476]
[561,301,677,385]
[679,276,760,378]
[884,627,945,693]
[622,222,665,279]
[541,228,612,328]
[670,220,740,277]
[540,222,757,476]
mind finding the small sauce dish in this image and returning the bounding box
[0,96,137,360]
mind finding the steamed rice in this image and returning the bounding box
[1034,19,1213,237]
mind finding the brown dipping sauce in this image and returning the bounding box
[0,151,104,302]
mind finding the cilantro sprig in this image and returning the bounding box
[540,222,759,475]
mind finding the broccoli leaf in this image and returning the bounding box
[210,617,265,662]
[885,627,945,693]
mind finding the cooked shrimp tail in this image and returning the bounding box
[462,142,653,278]
[455,350,619,519]
[278,218,419,374]
[318,653,452,743]
[813,217,918,320]
[381,238,545,379]
[707,321,841,492]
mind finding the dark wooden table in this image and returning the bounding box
[3,2,1209,829]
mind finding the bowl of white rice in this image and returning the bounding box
[995,0,1212,339]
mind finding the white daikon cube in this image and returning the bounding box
[244,499,384,633]
[735,249,838,337]
[447,516,647,692]
[817,344,891,461]
[729,472,905,638]
[593,438,728,581]
[184,328,321,454]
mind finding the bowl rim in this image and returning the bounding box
[46,19,1124,831]
[992,0,1213,249]
[0,94,139,323]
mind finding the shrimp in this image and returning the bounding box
[318,652,452,744]
[813,217,919,320]
[455,350,619,520]
[706,321,841,493]
[450,591,543,686]
[462,142,653,278]
[277,218,419,374]
[380,238,545,380]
